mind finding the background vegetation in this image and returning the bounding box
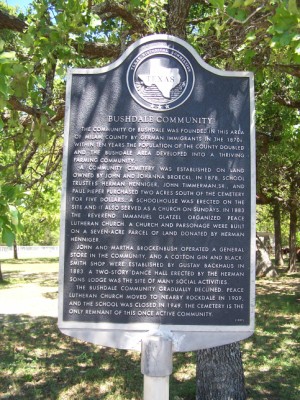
[0,259,299,400]
[0,1,299,398]
[0,0,299,255]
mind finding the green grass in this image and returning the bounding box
[0,260,299,399]
[0,258,58,288]
[243,272,300,400]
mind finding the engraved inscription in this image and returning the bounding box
[63,113,251,325]
[60,38,254,333]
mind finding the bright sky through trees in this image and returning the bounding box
[5,0,31,11]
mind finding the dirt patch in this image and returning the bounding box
[0,262,59,317]
[256,273,300,298]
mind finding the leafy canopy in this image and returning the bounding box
[0,0,299,245]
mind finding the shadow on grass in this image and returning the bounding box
[0,271,58,288]
[0,314,196,400]
[0,314,142,400]
[242,282,300,400]
[1,267,298,399]
[0,279,11,287]
[0,258,59,264]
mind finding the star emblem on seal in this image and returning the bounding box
[127,47,194,111]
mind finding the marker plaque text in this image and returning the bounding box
[58,35,256,351]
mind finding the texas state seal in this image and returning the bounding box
[127,46,195,111]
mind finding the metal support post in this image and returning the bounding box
[141,336,173,400]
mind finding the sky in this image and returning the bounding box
[5,0,32,11]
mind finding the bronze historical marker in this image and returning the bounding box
[58,35,256,351]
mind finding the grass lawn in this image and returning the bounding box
[0,259,299,400]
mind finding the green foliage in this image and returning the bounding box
[0,0,299,245]
[268,0,300,63]
[19,177,61,245]
[0,185,24,246]
[256,205,274,232]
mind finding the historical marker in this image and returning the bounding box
[58,34,256,351]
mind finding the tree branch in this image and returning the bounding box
[227,5,265,25]
[76,41,122,59]
[275,94,300,109]
[92,0,148,34]
[8,96,41,117]
[26,147,63,189]
[0,10,27,32]
[21,141,39,175]
[42,59,57,109]
[273,64,300,78]
[50,104,65,123]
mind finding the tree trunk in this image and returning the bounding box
[273,202,284,267]
[256,235,277,277]
[196,342,246,400]
[13,241,18,260]
[166,0,194,38]
[288,197,298,273]
[0,262,3,282]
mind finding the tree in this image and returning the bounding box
[0,0,64,250]
[0,184,23,280]
[18,169,61,245]
[273,201,284,267]
[256,92,300,273]
[0,0,299,397]
[288,177,299,272]
[256,235,278,278]
[196,342,246,400]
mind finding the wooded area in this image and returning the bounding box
[0,0,299,273]
[0,1,299,398]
